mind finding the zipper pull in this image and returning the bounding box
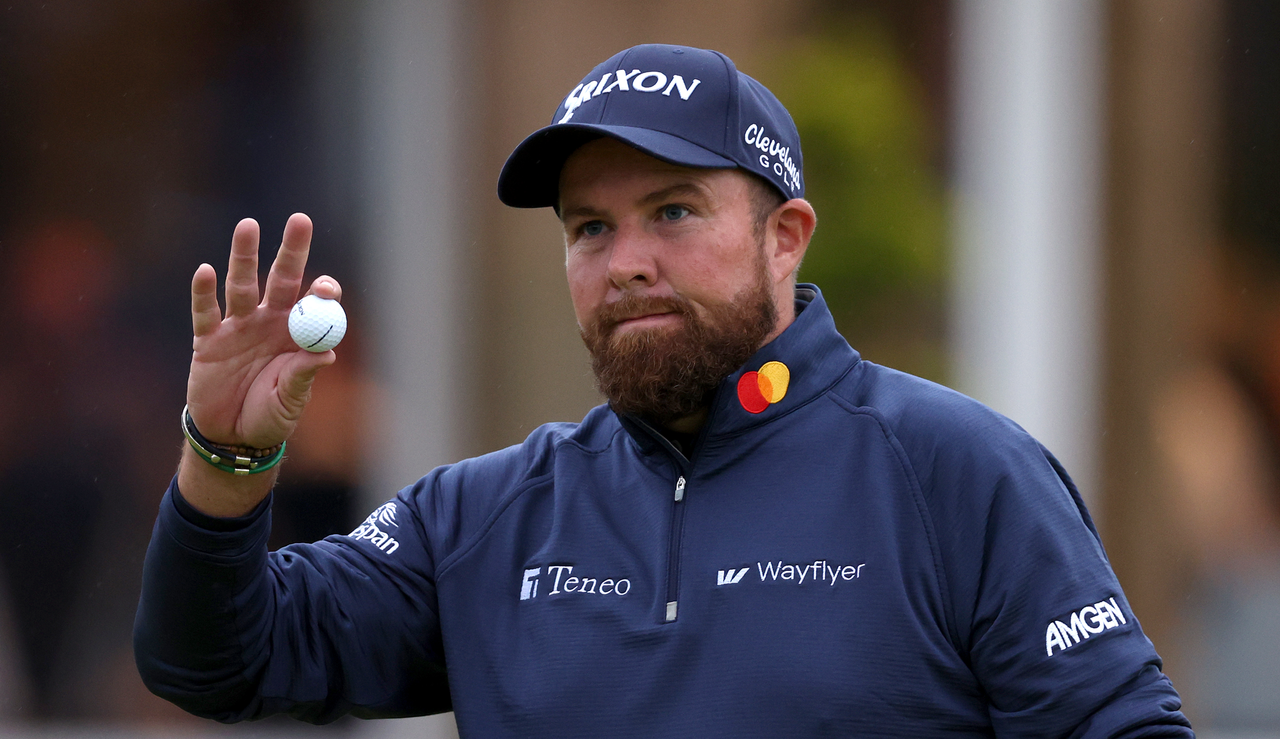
[674,476,686,502]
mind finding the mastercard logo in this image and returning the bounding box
[737,361,791,414]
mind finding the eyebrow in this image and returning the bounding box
[560,181,711,222]
[559,203,604,221]
[637,182,710,206]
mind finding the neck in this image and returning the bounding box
[657,289,798,437]
[662,406,709,435]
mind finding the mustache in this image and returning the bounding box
[593,294,694,333]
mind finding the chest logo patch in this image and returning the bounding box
[519,564,632,600]
[738,360,791,413]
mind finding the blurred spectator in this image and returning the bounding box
[0,1,362,724]
[1153,0,1280,728]
[0,221,175,718]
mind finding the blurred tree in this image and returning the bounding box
[761,13,948,382]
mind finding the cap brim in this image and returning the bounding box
[497,123,738,208]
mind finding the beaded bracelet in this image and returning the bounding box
[182,405,286,476]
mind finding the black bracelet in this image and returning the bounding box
[183,407,282,458]
[182,405,286,475]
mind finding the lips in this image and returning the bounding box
[614,311,678,328]
[597,295,692,335]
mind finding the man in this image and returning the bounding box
[135,44,1193,736]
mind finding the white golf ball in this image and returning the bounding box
[289,295,347,352]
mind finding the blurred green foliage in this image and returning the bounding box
[761,16,949,381]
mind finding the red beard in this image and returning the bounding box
[580,258,777,424]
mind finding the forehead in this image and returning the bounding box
[558,138,744,210]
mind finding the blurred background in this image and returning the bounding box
[0,0,1272,735]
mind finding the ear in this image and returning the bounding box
[766,198,817,283]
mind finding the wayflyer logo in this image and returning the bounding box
[738,361,790,413]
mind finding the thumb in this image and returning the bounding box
[277,349,337,418]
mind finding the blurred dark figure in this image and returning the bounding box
[0,222,169,717]
[0,220,362,723]
[1154,0,1280,729]
[0,1,364,723]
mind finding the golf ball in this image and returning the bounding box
[289,295,347,352]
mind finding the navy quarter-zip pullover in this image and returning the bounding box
[135,286,1192,737]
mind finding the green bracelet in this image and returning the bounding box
[181,405,286,476]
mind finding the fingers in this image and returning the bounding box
[191,263,222,337]
[263,213,314,311]
[226,219,261,317]
[277,348,337,414]
[306,275,342,301]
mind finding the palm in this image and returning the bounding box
[186,214,339,449]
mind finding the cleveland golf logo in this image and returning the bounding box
[744,123,802,194]
[558,69,703,123]
[738,361,791,413]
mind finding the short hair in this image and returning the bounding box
[746,173,787,242]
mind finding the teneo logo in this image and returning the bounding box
[520,568,541,600]
[558,69,703,123]
[348,501,400,555]
[518,564,631,599]
[743,123,801,194]
[720,560,866,586]
[1045,597,1129,656]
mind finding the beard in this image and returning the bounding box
[580,252,778,425]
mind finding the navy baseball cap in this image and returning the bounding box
[498,43,804,208]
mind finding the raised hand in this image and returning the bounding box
[186,213,340,452]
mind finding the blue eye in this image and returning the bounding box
[582,221,605,237]
[662,205,689,221]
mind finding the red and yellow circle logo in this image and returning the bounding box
[737,361,791,414]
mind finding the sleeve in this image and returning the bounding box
[133,475,452,724]
[902,407,1194,737]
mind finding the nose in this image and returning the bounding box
[605,223,659,290]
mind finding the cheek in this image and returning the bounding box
[675,233,761,301]
[565,256,604,327]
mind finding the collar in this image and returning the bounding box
[617,284,861,460]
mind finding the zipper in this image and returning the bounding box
[620,413,710,626]
[665,475,687,623]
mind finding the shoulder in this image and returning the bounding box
[826,361,1089,535]
[827,364,1113,650]
[828,360,1034,466]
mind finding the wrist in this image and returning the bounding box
[182,405,285,476]
[177,444,277,518]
